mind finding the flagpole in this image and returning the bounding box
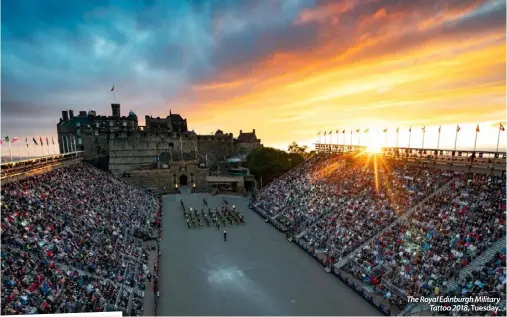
[452,126,459,164]
[396,128,399,148]
[350,130,352,147]
[422,128,425,150]
[18,142,21,161]
[27,142,30,158]
[408,128,412,149]
[8,140,12,162]
[384,131,387,147]
[473,126,478,152]
[494,124,502,166]
[437,126,441,153]
[53,140,56,155]
[358,132,361,146]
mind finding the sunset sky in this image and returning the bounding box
[2,0,506,154]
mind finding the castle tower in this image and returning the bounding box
[111,103,120,118]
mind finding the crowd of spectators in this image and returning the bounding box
[347,173,505,302]
[255,153,506,311]
[445,249,506,315]
[256,155,455,260]
[1,162,158,315]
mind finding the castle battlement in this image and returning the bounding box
[56,103,262,175]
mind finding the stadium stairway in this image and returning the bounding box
[445,237,506,292]
[334,178,454,269]
[398,237,507,316]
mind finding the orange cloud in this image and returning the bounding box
[179,1,505,150]
[294,0,358,25]
[417,0,487,31]
[192,80,246,92]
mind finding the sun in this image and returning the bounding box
[366,142,382,154]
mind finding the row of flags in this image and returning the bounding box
[1,136,55,146]
[318,124,505,135]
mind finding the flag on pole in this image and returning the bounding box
[11,137,19,143]
[438,126,441,133]
[329,130,332,135]
[324,131,327,136]
[409,127,412,132]
[33,137,38,146]
[52,136,55,145]
[396,127,399,133]
[457,125,461,132]
[317,132,321,136]
[342,129,345,134]
[25,138,29,147]
[501,123,505,131]
[422,126,425,132]
[1,136,9,144]
[336,129,339,133]
[476,124,480,133]
[383,128,387,133]
[39,137,43,146]
[46,137,49,146]
[364,129,369,133]
[356,129,360,133]
[111,85,115,91]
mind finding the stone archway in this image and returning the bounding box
[179,174,188,186]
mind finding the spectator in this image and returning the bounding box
[1,163,158,315]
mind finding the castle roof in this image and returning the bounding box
[60,116,90,127]
[169,113,184,121]
[237,132,257,142]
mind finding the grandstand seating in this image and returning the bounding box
[254,154,506,312]
[1,163,158,315]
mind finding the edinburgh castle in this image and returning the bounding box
[57,103,262,192]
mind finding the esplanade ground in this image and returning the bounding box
[157,191,379,316]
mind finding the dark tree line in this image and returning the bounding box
[246,142,315,187]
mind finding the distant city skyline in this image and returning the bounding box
[1,0,506,154]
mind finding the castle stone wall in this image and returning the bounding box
[108,131,241,175]
[119,163,208,193]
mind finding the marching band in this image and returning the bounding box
[181,198,245,229]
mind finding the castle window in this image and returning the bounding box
[123,121,127,127]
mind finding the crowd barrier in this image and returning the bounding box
[153,197,162,315]
[251,205,289,233]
